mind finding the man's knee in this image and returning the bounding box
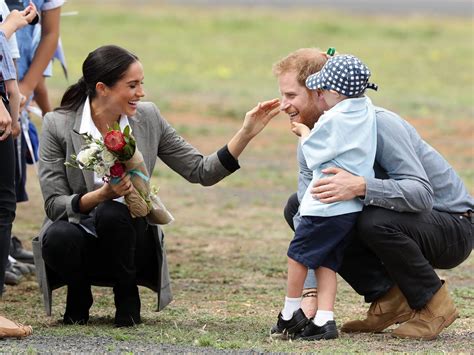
[356,206,395,245]
[284,192,299,231]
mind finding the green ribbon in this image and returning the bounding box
[127,169,150,182]
[110,169,150,184]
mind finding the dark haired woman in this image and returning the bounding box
[36,45,279,327]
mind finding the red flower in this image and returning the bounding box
[110,161,126,177]
[104,130,126,152]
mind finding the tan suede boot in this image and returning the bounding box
[392,282,459,340]
[341,285,414,333]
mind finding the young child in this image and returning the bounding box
[271,54,378,340]
[0,1,37,339]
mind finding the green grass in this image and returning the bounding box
[2,1,473,352]
[49,2,473,123]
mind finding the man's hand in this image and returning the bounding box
[311,167,366,203]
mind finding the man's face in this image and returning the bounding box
[278,71,324,129]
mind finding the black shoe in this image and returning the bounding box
[4,270,22,285]
[114,284,141,327]
[6,262,22,276]
[10,261,35,276]
[63,284,93,325]
[270,309,308,340]
[295,320,338,341]
[10,236,34,264]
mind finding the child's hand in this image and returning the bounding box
[0,105,12,141]
[1,2,38,38]
[22,2,39,24]
[291,121,310,138]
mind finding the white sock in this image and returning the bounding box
[281,297,301,320]
[313,310,334,326]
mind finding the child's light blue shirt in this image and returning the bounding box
[15,0,63,80]
[299,96,377,217]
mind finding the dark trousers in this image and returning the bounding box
[284,192,473,309]
[0,135,16,295]
[42,201,154,295]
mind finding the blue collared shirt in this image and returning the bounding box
[295,106,474,228]
[0,31,16,81]
[299,96,377,217]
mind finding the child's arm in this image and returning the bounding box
[291,122,311,138]
[33,76,52,114]
[0,3,37,39]
[5,79,20,138]
[19,5,61,103]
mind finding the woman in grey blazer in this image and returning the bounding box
[37,45,280,327]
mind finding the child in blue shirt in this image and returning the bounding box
[271,54,378,340]
[0,2,37,338]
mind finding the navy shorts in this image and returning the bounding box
[287,212,359,272]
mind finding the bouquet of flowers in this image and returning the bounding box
[65,123,174,225]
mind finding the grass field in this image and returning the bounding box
[2,1,473,352]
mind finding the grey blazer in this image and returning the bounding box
[33,101,233,316]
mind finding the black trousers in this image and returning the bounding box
[284,192,473,309]
[42,201,156,292]
[0,135,16,295]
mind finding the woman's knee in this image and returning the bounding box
[42,221,85,266]
[95,201,131,227]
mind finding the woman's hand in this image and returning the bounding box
[103,174,134,199]
[291,121,310,138]
[227,99,280,159]
[79,174,133,213]
[241,98,280,139]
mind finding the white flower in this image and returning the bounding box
[101,149,116,166]
[94,163,108,178]
[89,143,101,152]
[77,148,94,166]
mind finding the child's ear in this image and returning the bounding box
[329,89,341,97]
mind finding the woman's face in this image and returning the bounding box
[104,60,145,117]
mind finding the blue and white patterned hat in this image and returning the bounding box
[306,54,378,97]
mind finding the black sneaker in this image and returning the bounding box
[295,320,338,341]
[270,308,308,340]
